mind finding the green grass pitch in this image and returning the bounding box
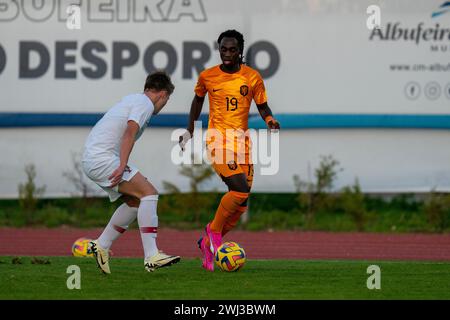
[1,256,449,300]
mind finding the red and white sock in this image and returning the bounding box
[138,195,159,259]
[98,203,137,249]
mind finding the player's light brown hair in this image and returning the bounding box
[144,71,175,95]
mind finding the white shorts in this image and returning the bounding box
[82,157,139,202]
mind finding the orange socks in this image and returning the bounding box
[209,191,249,233]
[222,206,247,236]
[205,191,249,249]
[205,205,247,249]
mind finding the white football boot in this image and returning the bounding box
[144,251,181,272]
[89,240,111,274]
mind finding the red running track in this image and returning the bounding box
[1,228,450,261]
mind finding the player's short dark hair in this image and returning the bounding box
[217,29,245,63]
[144,71,175,94]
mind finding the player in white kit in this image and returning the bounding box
[82,71,180,273]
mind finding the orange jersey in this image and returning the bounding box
[194,64,267,161]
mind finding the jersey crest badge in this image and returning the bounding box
[227,161,238,171]
[240,85,249,97]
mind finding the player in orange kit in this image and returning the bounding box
[179,30,280,271]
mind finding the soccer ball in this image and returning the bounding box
[215,241,246,272]
[71,237,94,257]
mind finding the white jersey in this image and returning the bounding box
[83,93,154,162]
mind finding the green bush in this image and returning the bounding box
[422,192,450,232]
[307,211,359,232]
[389,194,422,211]
[293,155,343,223]
[339,180,367,231]
[18,164,46,225]
[38,206,73,228]
[246,209,304,231]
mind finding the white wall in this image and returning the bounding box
[1,127,449,199]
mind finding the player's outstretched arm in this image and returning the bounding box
[179,95,205,151]
[256,102,280,130]
[187,95,205,134]
[109,120,139,187]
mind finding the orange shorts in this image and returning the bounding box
[211,161,254,189]
[207,148,254,188]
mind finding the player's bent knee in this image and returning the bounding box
[122,195,140,208]
[223,173,250,193]
[133,177,158,199]
[141,185,158,198]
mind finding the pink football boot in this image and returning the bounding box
[206,223,222,256]
[198,235,214,272]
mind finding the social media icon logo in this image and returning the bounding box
[425,82,441,100]
[404,82,421,100]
